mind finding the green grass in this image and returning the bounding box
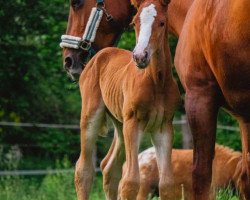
[0,172,239,200]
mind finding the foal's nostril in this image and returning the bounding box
[64,56,73,70]
[144,51,148,59]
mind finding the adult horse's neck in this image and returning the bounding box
[168,0,194,37]
[146,32,172,86]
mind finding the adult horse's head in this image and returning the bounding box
[60,0,133,77]
[132,0,170,69]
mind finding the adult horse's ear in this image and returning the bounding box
[161,0,171,6]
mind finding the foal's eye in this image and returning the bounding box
[131,22,135,27]
[160,22,165,27]
[71,0,83,9]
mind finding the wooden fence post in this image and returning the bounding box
[181,115,193,149]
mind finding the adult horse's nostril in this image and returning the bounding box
[64,56,74,70]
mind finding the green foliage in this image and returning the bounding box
[216,186,239,200]
[0,0,81,168]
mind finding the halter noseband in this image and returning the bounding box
[60,0,121,62]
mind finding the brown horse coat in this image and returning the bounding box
[175,0,250,199]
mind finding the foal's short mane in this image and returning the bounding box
[130,0,170,8]
[215,144,241,161]
[130,0,143,8]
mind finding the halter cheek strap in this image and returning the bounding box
[60,0,125,64]
[60,7,103,51]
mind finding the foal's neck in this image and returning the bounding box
[146,33,172,86]
[168,0,193,37]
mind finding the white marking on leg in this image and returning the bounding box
[134,4,157,55]
[152,126,173,175]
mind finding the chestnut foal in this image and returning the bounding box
[75,0,180,199]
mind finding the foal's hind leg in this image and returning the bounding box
[151,122,175,200]
[102,121,125,200]
[238,120,250,199]
[75,91,106,200]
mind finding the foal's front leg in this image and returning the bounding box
[75,96,106,200]
[151,122,175,200]
[119,117,142,200]
[102,122,126,200]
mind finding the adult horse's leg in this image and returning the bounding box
[75,91,106,199]
[151,122,175,199]
[238,120,250,199]
[119,117,142,200]
[185,90,220,200]
[102,121,125,200]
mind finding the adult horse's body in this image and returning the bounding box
[75,0,180,199]
[175,0,250,199]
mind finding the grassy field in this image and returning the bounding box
[0,172,239,200]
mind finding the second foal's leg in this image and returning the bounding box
[75,93,106,200]
[151,122,175,200]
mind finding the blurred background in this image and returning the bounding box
[0,0,241,199]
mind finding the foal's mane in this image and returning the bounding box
[130,0,170,8]
[215,144,241,162]
[130,0,144,8]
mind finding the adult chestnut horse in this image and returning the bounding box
[175,0,250,199]
[75,0,180,199]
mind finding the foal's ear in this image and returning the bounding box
[161,0,171,6]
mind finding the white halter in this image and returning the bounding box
[60,7,103,50]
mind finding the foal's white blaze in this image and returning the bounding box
[134,4,157,55]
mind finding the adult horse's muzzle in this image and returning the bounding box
[63,49,87,79]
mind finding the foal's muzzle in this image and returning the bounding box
[133,50,149,69]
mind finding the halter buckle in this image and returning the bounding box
[80,40,91,51]
[106,14,113,22]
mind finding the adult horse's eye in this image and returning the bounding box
[160,22,165,27]
[71,0,83,9]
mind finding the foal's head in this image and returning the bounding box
[132,0,170,69]
[61,0,133,77]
